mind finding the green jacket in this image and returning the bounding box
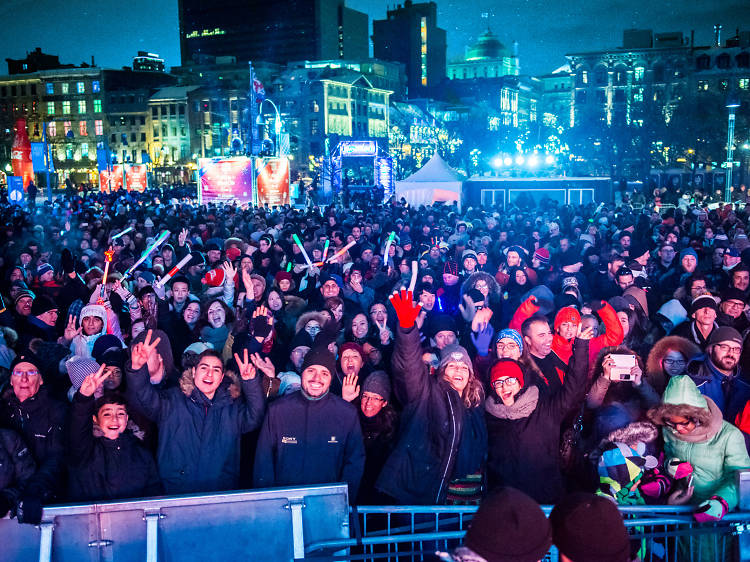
[650,375,750,510]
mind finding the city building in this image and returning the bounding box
[5,47,81,75]
[133,52,166,73]
[536,65,574,128]
[297,59,408,99]
[178,0,369,66]
[372,0,447,97]
[448,28,519,80]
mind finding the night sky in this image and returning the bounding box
[1,0,749,76]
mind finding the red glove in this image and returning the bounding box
[389,289,422,329]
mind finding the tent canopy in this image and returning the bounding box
[396,153,464,209]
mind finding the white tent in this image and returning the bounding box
[395,153,464,209]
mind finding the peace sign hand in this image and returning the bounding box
[341,373,360,402]
[178,228,189,247]
[233,349,257,380]
[79,364,108,397]
[64,314,82,342]
[131,329,162,371]
[250,352,276,378]
[374,318,391,344]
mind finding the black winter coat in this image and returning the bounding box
[67,393,162,502]
[253,391,365,499]
[0,428,35,510]
[125,363,265,495]
[484,338,589,504]
[0,387,67,501]
[376,326,487,505]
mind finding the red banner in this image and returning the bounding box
[99,166,123,192]
[11,118,34,188]
[198,157,254,205]
[256,157,290,207]
[126,165,148,192]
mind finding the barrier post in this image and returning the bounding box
[38,521,54,562]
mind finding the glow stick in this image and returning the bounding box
[326,240,356,264]
[407,261,418,293]
[155,253,192,289]
[123,230,171,279]
[292,234,313,267]
[322,239,330,263]
[383,231,396,267]
[111,226,133,240]
[98,248,114,304]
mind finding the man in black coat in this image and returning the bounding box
[126,331,265,495]
[253,347,365,500]
[0,352,67,523]
[0,428,36,518]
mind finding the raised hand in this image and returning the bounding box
[79,364,108,397]
[459,294,476,322]
[222,261,237,285]
[471,307,493,333]
[131,330,161,371]
[577,325,595,340]
[250,352,276,378]
[178,228,189,247]
[64,314,82,342]
[341,373,360,402]
[242,268,254,300]
[389,289,422,329]
[233,349,257,380]
[374,318,391,345]
[470,324,494,357]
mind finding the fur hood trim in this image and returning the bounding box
[179,367,241,400]
[604,421,659,447]
[645,335,701,393]
[647,401,712,428]
[295,310,330,335]
[460,271,501,300]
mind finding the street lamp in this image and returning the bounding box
[256,99,282,157]
[725,94,741,203]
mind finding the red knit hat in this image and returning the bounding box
[202,268,225,287]
[275,271,293,284]
[443,260,459,276]
[226,247,241,261]
[554,306,581,330]
[339,342,364,362]
[490,359,524,388]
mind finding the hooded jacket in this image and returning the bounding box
[125,362,265,495]
[648,375,750,509]
[645,335,701,395]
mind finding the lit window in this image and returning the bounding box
[46,83,54,94]
[62,83,69,94]
[94,99,102,112]
[697,80,709,91]
[634,66,645,82]
[62,101,71,114]
[48,122,57,137]
[78,100,87,113]
[740,78,749,90]
[65,144,73,159]
[79,121,87,136]
[92,81,100,93]
[47,102,55,115]
[77,82,85,94]
[64,121,72,136]
[95,120,103,135]
[81,143,89,157]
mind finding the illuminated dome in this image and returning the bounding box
[466,29,508,61]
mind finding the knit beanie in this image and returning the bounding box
[554,306,581,330]
[339,342,365,362]
[36,263,54,278]
[533,248,550,265]
[202,268,225,287]
[14,289,35,305]
[708,326,743,347]
[679,248,698,262]
[443,260,459,277]
[550,492,630,562]
[10,351,42,374]
[66,356,100,390]
[289,329,314,351]
[362,370,391,402]
[464,487,552,562]
[31,295,57,316]
[429,314,457,338]
[490,359,525,388]
[439,344,474,377]
[496,328,523,354]
[275,270,293,284]
[300,347,337,377]
[689,294,718,315]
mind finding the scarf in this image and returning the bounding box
[484,385,540,420]
[668,397,723,444]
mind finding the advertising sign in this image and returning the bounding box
[30,143,48,173]
[99,166,124,192]
[11,118,34,188]
[126,165,148,192]
[8,176,24,205]
[375,157,394,200]
[198,157,254,205]
[255,157,290,207]
[340,140,377,157]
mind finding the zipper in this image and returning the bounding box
[436,391,457,503]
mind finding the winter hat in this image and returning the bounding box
[657,299,687,328]
[438,344,474,377]
[608,296,630,313]
[533,248,550,265]
[14,289,35,305]
[31,295,57,316]
[136,271,156,285]
[721,287,747,303]
[339,342,365,361]
[275,271,293,284]
[184,342,214,355]
[10,352,42,374]
[708,326,743,347]
[362,370,391,402]
[289,329,314,351]
[554,306,581,330]
[92,334,124,363]
[66,355,100,390]
[623,286,649,317]
[443,260,459,277]
[202,268,225,287]
[689,294,718,315]
[320,272,343,288]
[464,487,552,562]
[559,251,583,267]
[490,359,524,388]
[36,263,54,278]
[429,314,457,338]
[80,304,107,324]
[496,328,523,354]
[226,247,242,261]
[679,248,698,262]
[300,347,338,376]
[462,249,478,263]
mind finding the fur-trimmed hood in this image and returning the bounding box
[179,367,242,400]
[647,375,720,441]
[460,271,501,301]
[645,335,701,394]
[295,310,330,335]
[603,421,659,448]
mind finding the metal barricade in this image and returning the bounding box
[0,484,350,562]
[305,505,750,562]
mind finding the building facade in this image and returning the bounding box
[448,29,519,81]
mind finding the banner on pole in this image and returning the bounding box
[8,176,24,205]
[255,157,290,207]
[198,157,254,205]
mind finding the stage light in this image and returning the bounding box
[527,155,539,167]
[545,155,555,165]
[503,157,512,166]
[515,155,525,165]
[491,157,503,168]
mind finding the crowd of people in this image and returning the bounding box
[0,187,749,560]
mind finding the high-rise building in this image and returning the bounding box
[178,0,369,65]
[372,0,447,97]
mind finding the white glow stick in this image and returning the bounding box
[326,240,356,264]
[383,231,396,268]
[155,253,192,288]
[111,226,133,240]
[407,261,418,293]
[123,230,170,279]
[292,234,313,267]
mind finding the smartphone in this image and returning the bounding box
[610,354,636,381]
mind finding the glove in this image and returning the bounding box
[16,494,43,525]
[0,494,11,518]
[590,300,605,312]
[251,316,272,339]
[693,496,728,523]
[61,248,75,275]
[389,289,422,329]
[470,325,494,357]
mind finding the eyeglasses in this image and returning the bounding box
[664,417,696,430]
[723,301,745,310]
[493,377,519,388]
[663,358,686,366]
[11,369,40,379]
[715,343,742,355]
[361,394,384,403]
[496,342,519,352]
